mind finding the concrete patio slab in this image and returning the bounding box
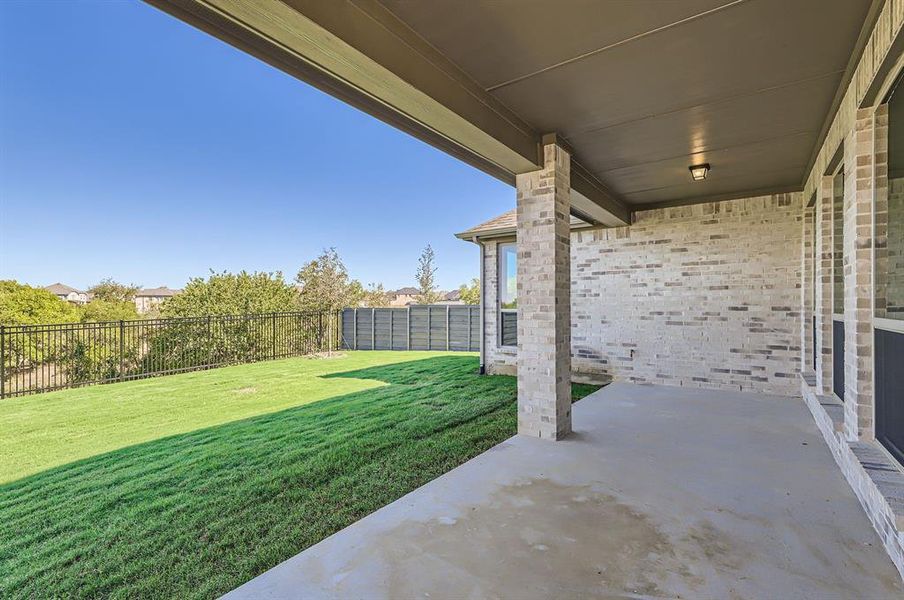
[224,383,903,599]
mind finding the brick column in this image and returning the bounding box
[516,138,571,440]
[875,104,890,323]
[801,200,815,375]
[842,107,883,440]
[815,176,834,394]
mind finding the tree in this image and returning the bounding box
[0,280,80,325]
[415,244,441,304]
[80,299,139,323]
[87,278,139,303]
[458,278,480,305]
[142,271,299,372]
[162,270,297,317]
[0,281,82,385]
[360,283,390,308]
[295,248,363,312]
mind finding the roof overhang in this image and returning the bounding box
[455,214,598,244]
[145,0,630,226]
[147,0,877,220]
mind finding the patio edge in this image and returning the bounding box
[801,376,904,580]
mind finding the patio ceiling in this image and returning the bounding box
[149,0,879,221]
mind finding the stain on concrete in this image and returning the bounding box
[226,384,904,600]
[375,478,715,599]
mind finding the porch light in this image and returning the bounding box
[689,163,709,181]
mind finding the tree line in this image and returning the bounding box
[0,246,481,394]
[0,245,480,327]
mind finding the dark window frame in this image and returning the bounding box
[498,242,517,347]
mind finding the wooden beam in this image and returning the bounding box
[571,161,630,226]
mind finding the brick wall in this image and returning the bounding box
[842,108,881,439]
[482,192,804,395]
[800,201,816,375]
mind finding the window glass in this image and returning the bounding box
[833,170,844,315]
[499,243,517,309]
[884,84,904,320]
[498,243,517,347]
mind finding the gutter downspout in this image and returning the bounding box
[478,239,486,375]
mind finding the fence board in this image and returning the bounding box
[341,305,478,353]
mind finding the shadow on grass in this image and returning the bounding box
[0,355,597,600]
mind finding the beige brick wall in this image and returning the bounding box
[514,142,572,440]
[800,200,816,375]
[482,192,803,396]
[842,108,882,439]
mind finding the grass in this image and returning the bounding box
[0,351,598,599]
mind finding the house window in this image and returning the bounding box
[883,81,904,323]
[832,167,845,401]
[498,242,517,346]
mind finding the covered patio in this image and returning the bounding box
[147,0,904,590]
[226,383,901,599]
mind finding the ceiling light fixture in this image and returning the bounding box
[689,163,710,181]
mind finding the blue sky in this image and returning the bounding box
[0,0,513,292]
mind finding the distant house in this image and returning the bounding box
[44,283,88,305]
[383,287,465,306]
[135,287,180,314]
[436,289,464,305]
[387,287,419,307]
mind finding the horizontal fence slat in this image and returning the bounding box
[340,305,478,355]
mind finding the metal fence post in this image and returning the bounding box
[389,309,394,350]
[372,307,376,351]
[119,320,125,381]
[271,313,277,359]
[353,308,358,350]
[207,315,213,363]
[407,306,411,350]
[318,312,323,351]
[1,325,5,399]
[427,307,432,350]
[446,305,450,351]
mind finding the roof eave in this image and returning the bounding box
[455,220,601,243]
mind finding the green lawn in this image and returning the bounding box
[0,351,598,599]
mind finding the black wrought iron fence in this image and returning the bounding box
[0,311,340,399]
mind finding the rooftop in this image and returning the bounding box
[390,287,419,296]
[43,283,83,295]
[456,209,592,241]
[136,287,180,297]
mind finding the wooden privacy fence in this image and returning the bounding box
[341,305,479,352]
